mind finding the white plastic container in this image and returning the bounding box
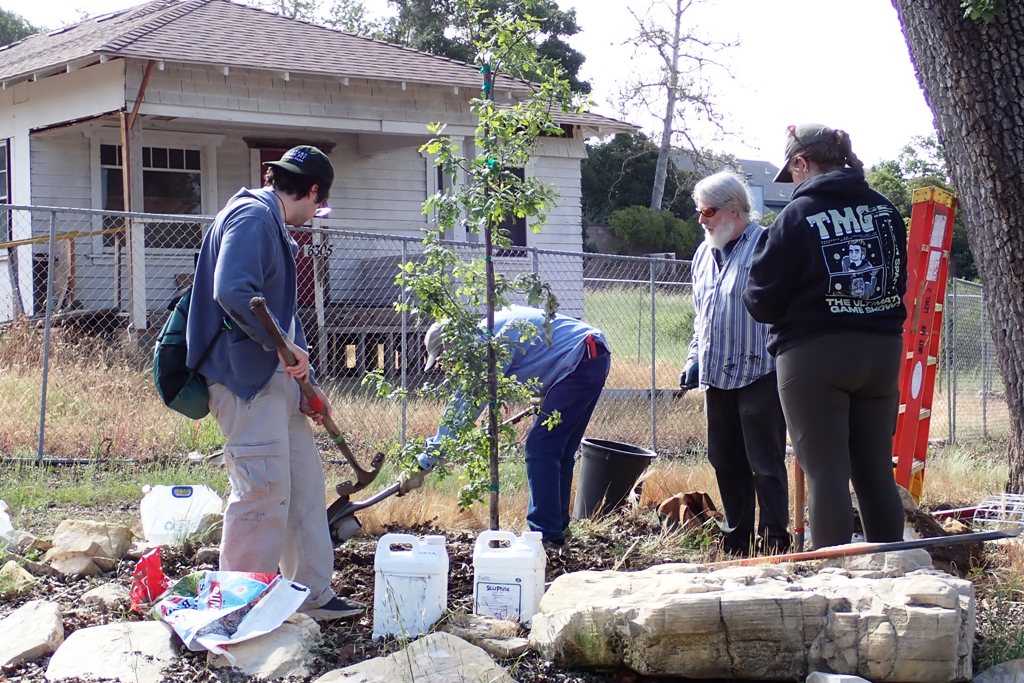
[472,529,546,624]
[372,533,449,640]
[0,499,13,544]
[139,484,223,546]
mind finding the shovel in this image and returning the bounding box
[326,400,541,546]
[250,296,384,496]
[705,526,1021,568]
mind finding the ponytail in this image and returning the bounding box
[835,129,865,177]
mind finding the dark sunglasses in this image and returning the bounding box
[697,207,721,219]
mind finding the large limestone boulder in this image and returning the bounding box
[44,520,133,576]
[315,632,515,683]
[530,550,974,682]
[0,600,63,669]
[45,621,178,682]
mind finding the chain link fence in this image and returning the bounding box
[0,205,1009,461]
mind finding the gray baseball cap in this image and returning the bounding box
[773,123,834,183]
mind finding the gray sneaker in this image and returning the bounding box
[302,596,365,621]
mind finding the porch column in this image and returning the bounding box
[120,112,147,331]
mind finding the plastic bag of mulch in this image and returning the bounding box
[152,570,309,662]
[129,547,173,612]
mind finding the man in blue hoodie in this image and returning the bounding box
[418,305,611,550]
[186,146,362,620]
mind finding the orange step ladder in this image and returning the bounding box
[892,186,957,501]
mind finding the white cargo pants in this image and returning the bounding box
[208,370,335,609]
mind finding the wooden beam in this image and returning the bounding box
[127,60,155,131]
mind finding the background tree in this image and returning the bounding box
[581,132,697,225]
[0,9,38,46]
[381,0,591,92]
[618,0,734,211]
[866,134,976,279]
[607,205,701,258]
[891,0,1024,488]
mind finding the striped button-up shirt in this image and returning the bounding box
[687,221,775,390]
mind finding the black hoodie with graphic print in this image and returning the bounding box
[742,167,907,356]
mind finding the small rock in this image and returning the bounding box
[208,613,321,679]
[45,621,177,682]
[195,546,220,565]
[973,658,1024,682]
[82,583,131,612]
[440,613,530,659]
[0,600,63,669]
[45,520,133,577]
[193,513,223,545]
[0,559,36,596]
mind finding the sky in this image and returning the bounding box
[4,0,936,166]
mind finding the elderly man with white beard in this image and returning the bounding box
[682,170,790,557]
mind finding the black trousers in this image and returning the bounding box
[705,372,789,553]
[776,331,904,549]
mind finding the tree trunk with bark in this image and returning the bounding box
[892,0,1024,489]
[649,0,683,211]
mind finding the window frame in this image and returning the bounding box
[86,128,222,255]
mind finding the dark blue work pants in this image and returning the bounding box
[524,349,611,544]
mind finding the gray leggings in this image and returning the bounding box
[776,332,904,548]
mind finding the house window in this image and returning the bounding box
[100,143,203,249]
[496,167,527,257]
[0,139,9,242]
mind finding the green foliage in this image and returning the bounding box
[608,205,702,259]
[382,0,591,93]
[867,134,977,280]
[758,210,777,228]
[581,132,696,225]
[365,1,577,509]
[961,0,1007,22]
[0,8,38,46]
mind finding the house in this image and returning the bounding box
[671,153,793,217]
[0,0,635,329]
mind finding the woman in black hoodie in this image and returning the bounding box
[743,124,908,549]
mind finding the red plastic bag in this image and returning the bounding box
[129,547,171,612]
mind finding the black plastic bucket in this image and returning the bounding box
[573,438,657,520]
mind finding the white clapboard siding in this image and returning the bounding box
[30,133,92,209]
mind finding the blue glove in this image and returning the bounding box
[680,361,699,390]
[417,450,438,472]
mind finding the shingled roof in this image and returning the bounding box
[0,0,527,90]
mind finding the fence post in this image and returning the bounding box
[531,246,539,276]
[981,299,989,439]
[400,239,408,446]
[945,279,954,444]
[36,211,58,463]
[950,277,959,443]
[649,259,657,451]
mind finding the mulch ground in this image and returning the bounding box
[0,500,1016,682]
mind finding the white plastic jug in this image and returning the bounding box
[0,499,13,544]
[473,529,546,624]
[372,533,449,640]
[139,484,223,546]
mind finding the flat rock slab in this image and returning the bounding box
[530,550,974,682]
[45,621,178,682]
[314,631,516,683]
[208,613,321,680]
[0,600,63,669]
